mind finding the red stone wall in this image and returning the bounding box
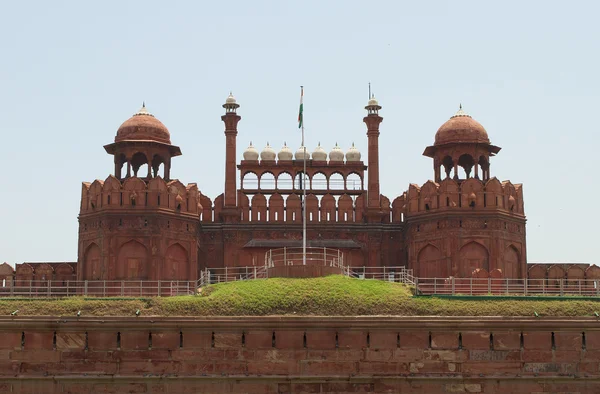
[1,317,599,393]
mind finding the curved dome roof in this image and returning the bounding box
[312,143,327,161]
[260,142,276,161]
[434,106,489,146]
[243,142,259,161]
[346,142,361,162]
[278,142,293,161]
[295,146,309,160]
[116,104,171,144]
[329,143,344,162]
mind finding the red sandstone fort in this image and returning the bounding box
[2,94,537,284]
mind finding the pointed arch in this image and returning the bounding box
[164,243,189,280]
[285,194,301,223]
[84,243,102,280]
[417,244,447,278]
[269,193,284,222]
[503,245,520,278]
[458,242,489,277]
[117,240,148,280]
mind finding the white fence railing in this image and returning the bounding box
[415,277,600,296]
[0,280,196,298]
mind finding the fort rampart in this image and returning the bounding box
[1,316,599,393]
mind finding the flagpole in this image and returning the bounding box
[300,86,307,266]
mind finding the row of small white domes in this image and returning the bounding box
[243,142,362,162]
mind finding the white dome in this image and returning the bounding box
[278,142,293,161]
[243,142,259,161]
[346,142,361,162]
[312,142,327,161]
[367,96,379,107]
[295,146,309,160]
[225,92,237,105]
[260,142,276,161]
[329,143,344,162]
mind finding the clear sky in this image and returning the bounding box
[0,1,598,266]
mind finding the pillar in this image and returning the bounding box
[364,111,383,209]
[221,95,241,208]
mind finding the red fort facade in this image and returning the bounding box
[69,94,528,282]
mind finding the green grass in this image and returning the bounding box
[1,276,600,317]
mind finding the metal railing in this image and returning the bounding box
[0,280,196,298]
[266,247,344,268]
[415,277,600,297]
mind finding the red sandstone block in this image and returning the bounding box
[56,333,85,350]
[0,333,22,349]
[522,331,551,350]
[64,361,117,375]
[112,349,171,361]
[523,362,577,375]
[399,332,428,349]
[223,348,253,360]
[462,361,522,375]
[369,332,398,349]
[337,331,367,349]
[0,350,10,361]
[306,349,364,361]
[151,332,179,350]
[171,349,224,361]
[579,361,600,374]
[214,332,241,348]
[493,331,521,350]
[121,331,149,350]
[253,349,306,362]
[423,350,468,362]
[275,330,305,349]
[364,349,393,362]
[391,348,424,362]
[24,332,53,350]
[289,383,320,393]
[87,331,118,350]
[231,382,277,394]
[300,361,358,375]
[461,332,490,350]
[119,360,180,375]
[247,361,299,375]
[181,331,211,348]
[305,331,337,350]
[552,349,582,362]
[213,361,247,374]
[91,383,147,393]
[521,350,554,362]
[431,332,458,349]
[409,360,457,374]
[10,349,59,363]
[0,361,20,376]
[179,362,215,375]
[358,361,407,375]
[469,350,521,362]
[245,331,273,349]
[554,331,583,350]
[19,362,51,375]
[60,350,112,362]
[321,382,375,393]
[585,331,600,350]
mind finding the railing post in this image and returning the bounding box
[579,280,582,296]
[415,277,419,295]
[434,279,437,295]
[66,280,69,297]
[47,280,51,297]
[284,247,287,266]
[158,281,161,297]
[560,279,564,296]
[524,278,528,296]
[246,266,249,279]
[324,247,327,266]
[470,277,473,296]
[505,278,508,295]
[187,282,190,295]
[597,280,599,297]
[30,280,32,298]
[225,266,228,282]
[383,266,386,281]
[451,277,455,295]
[84,280,88,296]
[140,280,142,296]
[254,266,257,279]
[121,281,124,296]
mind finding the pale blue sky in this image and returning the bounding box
[0,1,598,265]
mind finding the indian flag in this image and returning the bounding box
[298,86,304,129]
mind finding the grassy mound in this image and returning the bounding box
[1,276,599,317]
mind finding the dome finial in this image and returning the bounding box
[451,104,470,119]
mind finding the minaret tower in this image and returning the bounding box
[221,93,241,222]
[363,95,384,223]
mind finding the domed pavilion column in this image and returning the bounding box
[220,93,242,223]
[363,95,386,223]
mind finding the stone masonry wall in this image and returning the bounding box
[0,317,599,393]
